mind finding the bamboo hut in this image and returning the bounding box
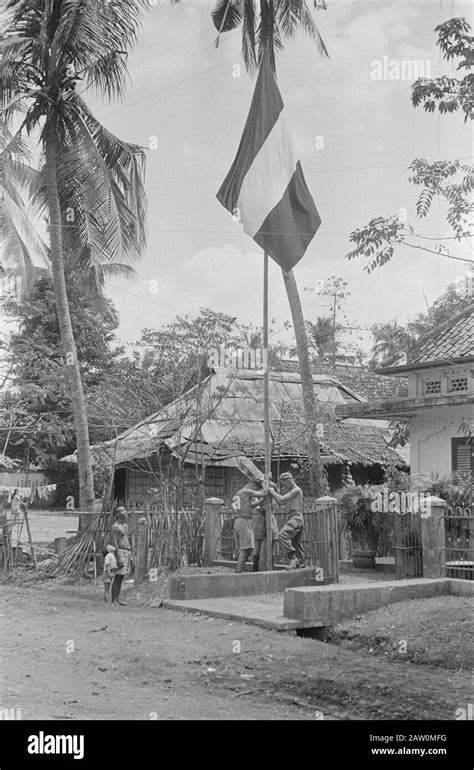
[62,368,408,507]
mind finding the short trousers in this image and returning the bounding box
[234,517,254,551]
[115,548,131,575]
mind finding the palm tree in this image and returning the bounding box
[212,0,328,72]
[212,0,329,494]
[371,321,411,367]
[1,0,148,515]
[306,316,339,361]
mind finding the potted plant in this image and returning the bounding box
[337,485,385,568]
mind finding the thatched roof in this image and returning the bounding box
[62,368,406,470]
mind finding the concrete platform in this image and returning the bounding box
[284,578,453,624]
[163,578,473,632]
[163,596,305,631]
[169,567,317,600]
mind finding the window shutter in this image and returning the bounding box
[452,438,473,474]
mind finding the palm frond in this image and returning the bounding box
[0,186,50,282]
[53,0,148,101]
[212,0,244,33]
[276,0,328,56]
[96,262,136,279]
[35,92,146,274]
[0,120,49,283]
[241,0,257,73]
[298,0,329,58]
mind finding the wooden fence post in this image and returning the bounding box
[134,516,149,586]
[203,497,224,567]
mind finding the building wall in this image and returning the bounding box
[410,405,470,480]
[408,365,472,398]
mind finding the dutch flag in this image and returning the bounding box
[217,54,321,272]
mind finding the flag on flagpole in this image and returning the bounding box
[217,54,321,272]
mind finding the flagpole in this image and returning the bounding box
[263,250,273,571]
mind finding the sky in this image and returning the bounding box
[84,0,473,355]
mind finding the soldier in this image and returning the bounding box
[232,477,269,573]
[269,472,305,569]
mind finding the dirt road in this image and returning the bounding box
[0,582,471,721]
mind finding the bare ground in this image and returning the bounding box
[329,596,474,672]
[0,579,472,721]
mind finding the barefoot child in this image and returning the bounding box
[102,545,117,602]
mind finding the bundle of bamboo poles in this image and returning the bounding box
[147,507,205,571]
[51,511,111,578]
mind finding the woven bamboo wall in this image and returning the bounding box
[120,451,248,509]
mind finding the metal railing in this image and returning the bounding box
[445,504,473,580]
[393,510,423,579]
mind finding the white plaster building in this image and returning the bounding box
[336,304,473,482]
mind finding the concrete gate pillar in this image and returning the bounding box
[421,496,447,578]
[203,497,224,567]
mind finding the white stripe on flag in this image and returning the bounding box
[236,110,298,238]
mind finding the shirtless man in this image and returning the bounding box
[110,507,131,605]
[232,477,269,573]
[269,472,305,569]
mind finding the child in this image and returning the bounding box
[102,545,117,603]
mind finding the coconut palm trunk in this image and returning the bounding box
[3,1,148,531]
[282,268,321,496]
[45,121,94,522]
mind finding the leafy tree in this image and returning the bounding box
[406,282,472,338]
[346,18,473,272]
[1,273,123,467]
[411,17,473,121]
[88,308,293,434]
[2,0,148,514]
[305,276,351,371]
[368,281,472,368]
[370,320,413,368]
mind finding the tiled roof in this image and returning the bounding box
[411,304,474,365]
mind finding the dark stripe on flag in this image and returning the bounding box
[253,161,321,272]
[216,55,283,213]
